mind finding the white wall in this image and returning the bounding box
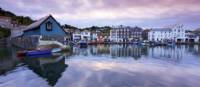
[148,26,186,42]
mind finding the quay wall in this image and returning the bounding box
[11,36,40,50]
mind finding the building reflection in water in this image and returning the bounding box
[149,46,184,63]
[110,45,145,59]
[21,55,68,86]
[185,45,200,56]
[72,45,144,59]
[73,45,148,59]
[72,45,200,62]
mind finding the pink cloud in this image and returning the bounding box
[0,0,200,28]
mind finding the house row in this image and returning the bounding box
[1,14,200,46]
[148,25,200,43]
[110,25,143,43]
[70,25,200,44]
[69,25,143,43]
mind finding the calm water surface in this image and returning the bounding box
[0,45,200,87]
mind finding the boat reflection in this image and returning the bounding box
[21,55,68,86]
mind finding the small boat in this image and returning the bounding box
[26,50,51,56]
[167,41,175,47]
[28,54,52,58]
[132,42,139,44]
[17,51,27,57]
[51,48,62,53]
[80,43,88,48]
[79,40,88,48]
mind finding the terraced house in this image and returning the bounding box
[110,25,143,43]
[148,25,186,43]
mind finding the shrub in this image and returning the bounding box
[0,27,11,38]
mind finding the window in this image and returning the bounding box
[46,21,52,31]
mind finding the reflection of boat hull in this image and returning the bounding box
[167,43,175,47]
[17,51,27,57]
[79,43,88,48]
[26,50,51,56]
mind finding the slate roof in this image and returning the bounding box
[24,15,50,31]
[152,28,172,31]
[23,15,68,35]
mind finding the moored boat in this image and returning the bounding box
[79,40,88,48]
[26,50,51,56]
[167,41,176,47]
[28,54,52,58]
[51,48,62,53]
[17,51,27,57]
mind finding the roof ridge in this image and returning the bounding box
[24,15,51,31]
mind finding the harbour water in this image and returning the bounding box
[0,45,200,87]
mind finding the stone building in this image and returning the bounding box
[110,25,143,43]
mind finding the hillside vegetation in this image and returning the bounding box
[0,27,10,38]
[0,7,34,25]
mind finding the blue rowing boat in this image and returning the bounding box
[28,54,52,58]
[26,50,51,56]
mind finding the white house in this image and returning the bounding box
[91,31,98,41]
[185,30,200,43]
[73,29,94,42]
[148,25,186,43]
[81,30,91,41]
[171,25,186,42]
[148,28,172,42]
[73,29,81,42]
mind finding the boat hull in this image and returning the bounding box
[79,43,88,48]
[26,50,51,56]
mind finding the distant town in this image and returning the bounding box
[0,8,200,49]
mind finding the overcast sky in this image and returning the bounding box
[0,0,200,29]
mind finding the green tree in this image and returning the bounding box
[0,27,11,38]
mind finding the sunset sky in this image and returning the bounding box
[0,0,200,29]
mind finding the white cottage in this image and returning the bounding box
[148,25,186,43]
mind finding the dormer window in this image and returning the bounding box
[46,21,52,31]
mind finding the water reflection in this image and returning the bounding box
[21,55,68,86]
[185,45,200,56]
[0,47,19,75]
[73,45,148,59]
[109,45,146,59]
[72,45,200,61]
[1,45,200,87]
[149,46,183,63]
